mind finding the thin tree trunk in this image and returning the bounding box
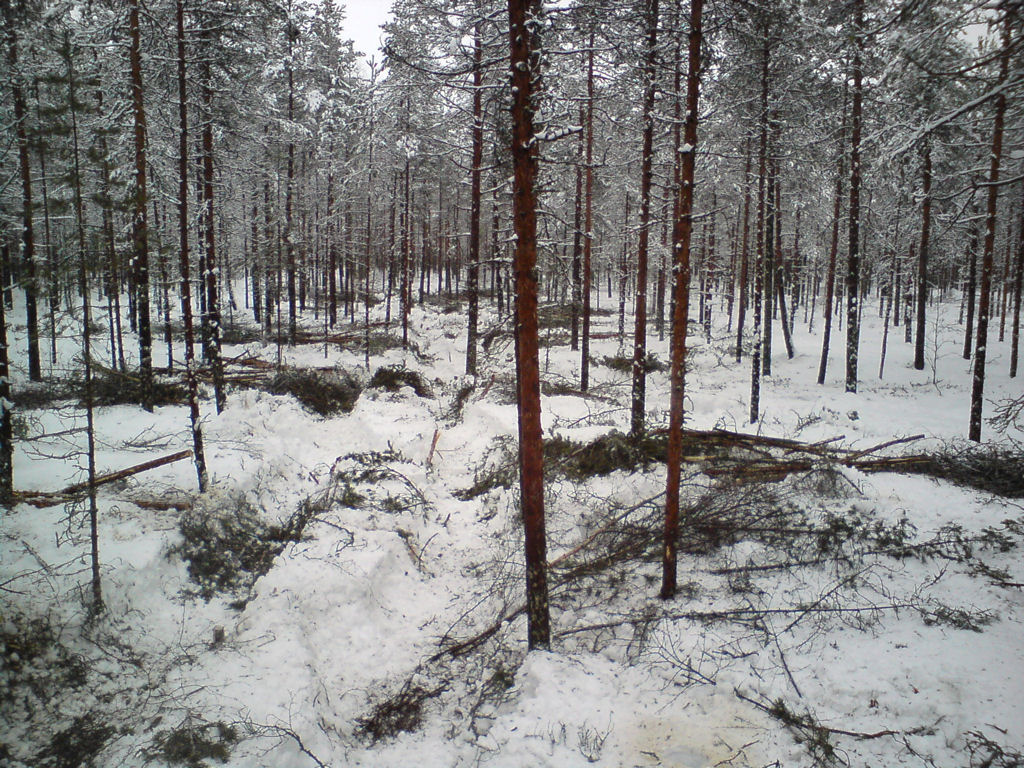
[285,12,298,345]
[963,220,979,360]
[33,85,58,367]
[736,137,752,362]
[1010,191,1022,377]
[999,220,1012,342]
[662,0,703,600]
[1,0,41,382]
[128,0,153,410]
[631,0,659,438]
[62,33,102,610]
[969,12,1011,442]
[749,32,769,422]
[401,155,411,349]
[775,203,794,360]
[762,152,775,376]
[571,104,584,352]
[879,193,902,380]
[580,38,595,392]
[914,141,931,370]
[0,247,11,505]
[818,79,847,385]
[466,17,484,376]
[200,25,225,413]
[845,2,864,394]
[177,0,207,491]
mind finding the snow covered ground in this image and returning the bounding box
[2,287,1022,768]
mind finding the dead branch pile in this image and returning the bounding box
[903,442,1024,498]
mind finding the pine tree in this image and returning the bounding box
[507,0,549,649]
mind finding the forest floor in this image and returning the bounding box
[2,287,1023,768]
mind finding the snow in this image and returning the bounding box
[1,286,1022,768]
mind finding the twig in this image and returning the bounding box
[547,489,666,570]
[426,429,441,466]
[734,688,910,741]
[250,723,329,768]
[556,602,918,639]
[845,434,925,462]
[430,605,526,661]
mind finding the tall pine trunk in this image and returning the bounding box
[817,84,846,385]
[0,252,11,505]
[914,141,931,370]
[630,0,659,438]
[736,138,752,362]
[507,0,550,649]
[1010,181,1022,378]
[466,18,484,376]
[177,0,207,490]
[200,26,225,413]
[1,0,41,382]
[128,0,154,410]
[845,0,864,394]
[580,39,595,392]
[963,219,979,359]
[749,31,769,422]
[662,0,703,600]
[970,12,1012,441]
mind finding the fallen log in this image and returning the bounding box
[14,450,193,506]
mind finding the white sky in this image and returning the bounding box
[342,1,394,65]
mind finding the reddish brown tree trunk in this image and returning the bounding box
[662,0,703,600]
[507,0,550,648]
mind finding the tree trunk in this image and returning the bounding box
[0,250,11,505]
[507,0,550,649]
[749,32,769,422]
[662,0,703,600]
[285,13,298,345]
[770,169,794,360]
[817,87,846,385]
[914,141,931,370]
[969,12,1011,442]
[736,137,752,362]
[845,0,864,394]
[1,0,41,382]
[571,104,584,352]
[128,0,154,410]
[580,38,595,392]
[1011,182,1022,378]
[963,220,979,359]
[631,0,659,438]
[466,18,484,376]
[200,25,225,413]
[177,0,207,491]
